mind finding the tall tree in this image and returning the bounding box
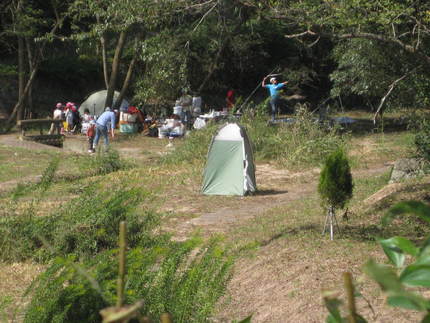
[257,0,430,115]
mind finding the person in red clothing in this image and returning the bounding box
[226,89,235,110]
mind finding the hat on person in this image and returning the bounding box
[56,102,63,108]
[105,107,111,111]
[270,77,276,82]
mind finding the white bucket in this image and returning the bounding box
[173,105,182,115]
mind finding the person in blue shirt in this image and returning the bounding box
[262,76,288,121]
[92,107,117,152]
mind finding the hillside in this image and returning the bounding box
[0,118,429,322]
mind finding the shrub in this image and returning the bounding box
[88,149,131,175]
[24,238,233,323]
[161,103,346,170]
[415,118,430,162]
[242,104,346,167]
[318,147,353,209]
[0,185,163,262]
[161,122,218,166]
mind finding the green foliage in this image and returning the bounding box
[161,104,345,170]
[324,200,430,322]
[24,238,233,323]
[0,185,160,262]
[85,149,131,175]
[318,147,353,209]
[161,122,218,166]
[330,39,430,110]
[415,118,430,162]
[242,104,346,167]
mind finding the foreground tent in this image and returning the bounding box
[202,122,256,196]
[79,90,129,116]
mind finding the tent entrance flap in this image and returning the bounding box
[202,140,244,195]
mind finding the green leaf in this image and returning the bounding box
[400,264,430,287]
[237,315,252,323]
[363,259,403,292]
[387,290,430,311]
[355,314,368,323]
[379,237,418,267]
[421,313,430,323]
[383,201,430,226]
[323,296,344,323]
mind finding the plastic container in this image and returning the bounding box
[120,123,137,133]
[173,105,183,115]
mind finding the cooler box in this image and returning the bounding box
[120,123,137,133]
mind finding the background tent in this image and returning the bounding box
[202,122,256,196]
[79,90,129,116]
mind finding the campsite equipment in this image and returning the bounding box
[79,90,129,116]
[202,122,256,196]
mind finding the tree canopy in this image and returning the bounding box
[1,0,429,124]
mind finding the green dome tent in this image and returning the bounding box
[79,90,129,116]
[202,122,256,196]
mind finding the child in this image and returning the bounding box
[87,120,96,153]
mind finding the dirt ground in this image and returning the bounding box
[0,131,426,322]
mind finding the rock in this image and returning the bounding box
[389,158,425,183]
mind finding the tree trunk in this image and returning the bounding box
[100,33,109,89]
[17,35,26,121]
[114,54,137,109]
[105,30,127,109]
[25,37,34,119]
[197,40,227,93]
[6,65,38,129]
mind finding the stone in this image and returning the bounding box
[389,158,425,183]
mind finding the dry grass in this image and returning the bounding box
[0,124,427,322]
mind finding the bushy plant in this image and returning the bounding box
[415,118,430,162]
[161,122,218,166]
[318,147,353,209]
[160,103,345,170]
[88,149,130,175]
[0,185,162,262]
[324,201,430,322]
[24,237,233,323]
[242,104,346,168]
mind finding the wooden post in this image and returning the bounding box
[343,272,357,323]
[117,221,126,308]
[160,313,173,323]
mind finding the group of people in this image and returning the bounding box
[49,102,117,153]
[49,77,287,152]
[49,102,80,135]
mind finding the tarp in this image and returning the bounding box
[79,90,129,116]
[202,123,256,196]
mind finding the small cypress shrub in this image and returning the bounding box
[318,147,353,209]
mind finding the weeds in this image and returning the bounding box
[86,149,132,175]
[24,237,233,323]
[0,184,162,262]
[241,105,346,168]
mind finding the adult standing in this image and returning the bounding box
[178,89,192,129]
[262,76,288,121]
[65,102,74,133]
[92,107,116,152]
[226,89,235,110]
[49,102,63,134]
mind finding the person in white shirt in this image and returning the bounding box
[49,102,63,135]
